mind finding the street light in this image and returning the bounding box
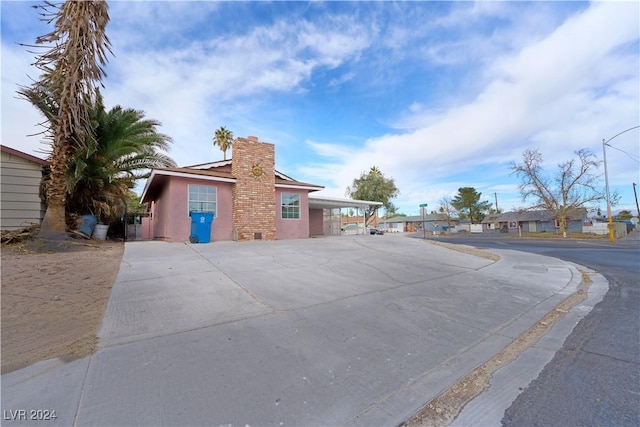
[602,125,640,243]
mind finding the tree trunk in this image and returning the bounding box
[39,202,67,234]
[38,143,70,238]
[558,215,567,236]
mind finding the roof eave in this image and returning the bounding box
[276,183,324,192]
[1,145,48,166]
[141,169,237,203]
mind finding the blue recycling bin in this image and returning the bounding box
[78,214,98,237]
[189,212,214,243]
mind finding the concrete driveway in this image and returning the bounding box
[1,235,607,426]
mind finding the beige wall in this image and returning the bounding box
[1,150,46,230]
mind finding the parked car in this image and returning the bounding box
[342,224,361,235]
[369,228,384,235]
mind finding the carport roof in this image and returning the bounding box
[308,195,383,210]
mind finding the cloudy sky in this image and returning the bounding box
[2,1,639,215]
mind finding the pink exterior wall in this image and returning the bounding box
[150,189,169,240]
[141,217,152,240]
[309,208,324,236]
[149,176,234,242]
[275,188,310,239]
[145,175,324,242]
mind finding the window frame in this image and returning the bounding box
[188,184,217,216]
[281,192,301,220]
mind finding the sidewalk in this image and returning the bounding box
[1,236,607,426]
[619,228,640,242]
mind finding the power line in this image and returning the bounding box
[603,125,640,163]
[604,143,640,163]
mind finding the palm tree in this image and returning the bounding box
[25,89,176,223]
[65,93,176,222]
[23,0,112,238]
[213,126,234,160]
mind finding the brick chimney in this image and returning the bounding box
[231,136,276,241]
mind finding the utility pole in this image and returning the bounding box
[494,192,499,213]
[634,182,640,218]
[602,126,640,243]
[602,138,614,243]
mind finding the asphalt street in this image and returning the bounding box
[1,235,610,426]
[426,232,640,426]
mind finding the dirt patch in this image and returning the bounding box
[1,239,124,374]
[424,239,501,262]
[402,270,593,427]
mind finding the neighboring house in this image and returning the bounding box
[583,215,630,237]
[482,209,587,233]
[141,136,381,242]
[0,145,47,231]
[379,214,458,233]
[341,212,380,234]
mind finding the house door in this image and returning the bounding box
[528,222,537,232]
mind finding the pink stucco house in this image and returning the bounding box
[141,136,330,242]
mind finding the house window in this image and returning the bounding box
[188,184,216,215]
[281,193,300,219]
[554,218,566,229]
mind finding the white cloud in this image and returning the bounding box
[2,1,637,214]
[306,1,639,213]
[329,72,355,88]
[304,140,352,159]
[1,41,49,158]
[98,12,375,166]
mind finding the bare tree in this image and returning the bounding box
[511,148,613,234]
[438,196,455,234]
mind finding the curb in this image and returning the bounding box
[448,264,608,426]
[395,261,607,427]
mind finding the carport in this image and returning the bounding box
[308,195,383,236]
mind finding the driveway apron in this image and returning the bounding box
[1,236,601,426]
